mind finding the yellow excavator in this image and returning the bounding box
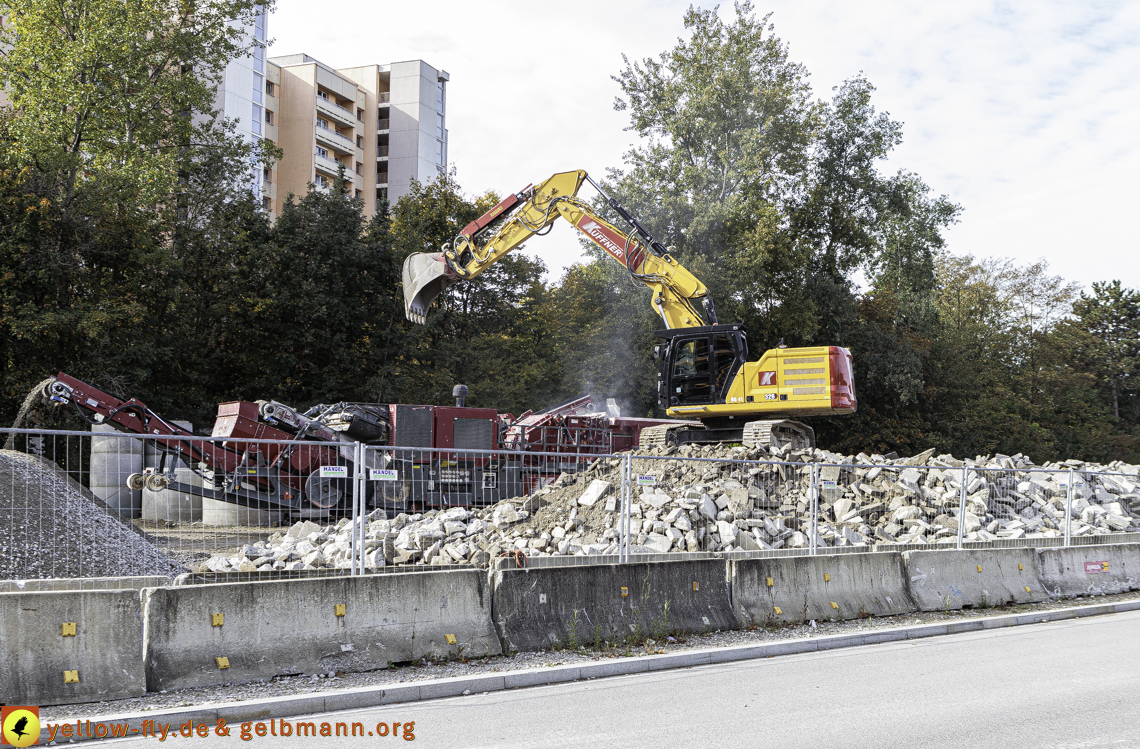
[402,169,857,451]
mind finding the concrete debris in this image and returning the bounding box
[199,444,1140,572]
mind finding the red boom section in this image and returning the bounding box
[51,374,341,496]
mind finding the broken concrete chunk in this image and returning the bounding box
[577,479,612,507]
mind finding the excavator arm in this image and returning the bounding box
[402,170,718,330]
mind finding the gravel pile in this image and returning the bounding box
[0,450,186,580]
[201,444,1140,573]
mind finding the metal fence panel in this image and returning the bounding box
[3,427,1140,583]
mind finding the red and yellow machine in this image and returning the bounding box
[402,169,857,449]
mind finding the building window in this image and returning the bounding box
[251,104,262,135]
[436,113,444,139]
[436,80,444,112]
[435,140,444,166]
[254,10,266,42]
[317,117,329,130]
[265,109,273,124]
[355,161,362,174]
[263,197,272,211]
[317,89,329,101]
[266,81,274,96]
[252,73,263,104]
[316,146,328,159]
[315,174,329,188]
[357,108,364,121]
[356,134,363,147]
[263,167,271,182]
[355,189,361,199]
[253,45,264,74]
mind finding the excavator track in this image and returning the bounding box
[637,423,699,448]
[638,419,815,451]
[741,420,815,451]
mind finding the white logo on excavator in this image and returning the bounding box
[580,221,624,259]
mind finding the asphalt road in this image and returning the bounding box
[107,610,1140,748]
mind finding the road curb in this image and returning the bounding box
[40,599,1140,743]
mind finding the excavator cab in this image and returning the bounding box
[655,324,748,410]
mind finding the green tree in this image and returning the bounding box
[0,0,273,210]
[226,172,402,409]
[1070,281,1140,424]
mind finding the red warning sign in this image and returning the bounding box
[1084,561,1109,574]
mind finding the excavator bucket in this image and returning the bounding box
[402,252,457,324]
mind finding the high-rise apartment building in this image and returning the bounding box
[213,9,271,205]
[263,54,449,219]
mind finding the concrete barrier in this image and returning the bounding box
[731,552,914,625]
[0,589,145,705]
[143,570,500,691]
[1037,543,1140,597]
[0,576,170,593]
[490,560,736,653]
[903,548,1046,611]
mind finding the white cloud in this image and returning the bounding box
[270,0,1140,288]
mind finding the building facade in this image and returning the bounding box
[213,9,271,206]
[262,54,449,220]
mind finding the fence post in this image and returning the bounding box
[957,465,968,550]
[808,462,818,556]
[622,453,631,563]
[350,441,362,575]
[1065,468,1074,548]
[359,442,368,574]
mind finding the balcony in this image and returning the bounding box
[377,173,389,187]
[316,94,357,126]
[314,152,346,177]
[378,92,390,103]
[315,122,356,154]
[378,145,389,158]
[378,118,389,132]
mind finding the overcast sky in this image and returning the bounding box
[270,0,1139,290]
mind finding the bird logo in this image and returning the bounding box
[1,706,41,747]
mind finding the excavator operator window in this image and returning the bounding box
[671,338,713,405]
[712,335,739,392]
[672,339,709,378]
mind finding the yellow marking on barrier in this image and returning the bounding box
[773,607,782,615]
[62,622,76,637]
[830,602,839,610]
[692,582,699,592]
[63,670,79,683]
[211,613,224,627]
[621,587,628,598]
[216,657,230,669]
[1024,587,1031,593]
[1018,564,1023,571]
[824,573,831,582]
[977,566,983,573]
[766,577,774,587]
[445,634,457,645]
[334,604,346,617]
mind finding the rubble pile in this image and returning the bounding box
[199,445,1140,573]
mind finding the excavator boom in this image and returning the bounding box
[402,170,716,330]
